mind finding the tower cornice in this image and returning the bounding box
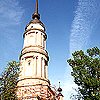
[17,77,50,85]
[19,47,49,61]
[23,28,47,39]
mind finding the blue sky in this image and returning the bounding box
[0,0,100,99]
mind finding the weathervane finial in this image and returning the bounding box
[59,82,60,87]
[32,0,40,19]
[35,0,38,14]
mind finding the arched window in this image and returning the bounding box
[44,59,47,78]
[41,57,43,77]
[36,56,38,59]
[31,26,33,28]
[28,60,31,66]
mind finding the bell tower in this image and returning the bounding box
[19,0,48,80]
[17,0,63,100]
[17,0,55,99]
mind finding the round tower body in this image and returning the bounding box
[19,22,48,80]
[17,20,52,99]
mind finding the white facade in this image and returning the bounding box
[19,23,48,80]
[17,13,52,100]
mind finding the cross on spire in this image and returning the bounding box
[32,0,40,20]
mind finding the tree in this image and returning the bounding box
[0,61,20,100]
[67,47,100,100]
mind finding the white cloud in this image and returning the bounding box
[0,0,24,26]
[70,0,100,55]
[0,0,24,73]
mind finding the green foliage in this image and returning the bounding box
[0,61,20,100]
[67,47,100,100]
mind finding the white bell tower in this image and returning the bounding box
[17,0,63,99]
[19,4,48,80]
[17,0,51,99]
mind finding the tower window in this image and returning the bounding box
[28,60,31,66]
[31,26,33,28]
[44,66,46,78]
[22,58,24,60]
[45,60,48,66]
[41,57,43,60]
[36,56,38,59]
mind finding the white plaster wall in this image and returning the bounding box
[23,30,46,50]
[19,52,48,79]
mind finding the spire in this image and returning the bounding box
[59,82,61,87]
[57,82,62,93]
[32,0,40,20]
[35,0,38,14]
[57,82,63,98]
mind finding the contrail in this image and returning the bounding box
[70,0,100,55]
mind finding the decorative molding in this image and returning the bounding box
[18,77,50,84]
[22,45,44,50]
[24,56,33,59]
[20,49,49,61]
[23,28,47,40]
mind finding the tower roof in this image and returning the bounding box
[25,0,45,31]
